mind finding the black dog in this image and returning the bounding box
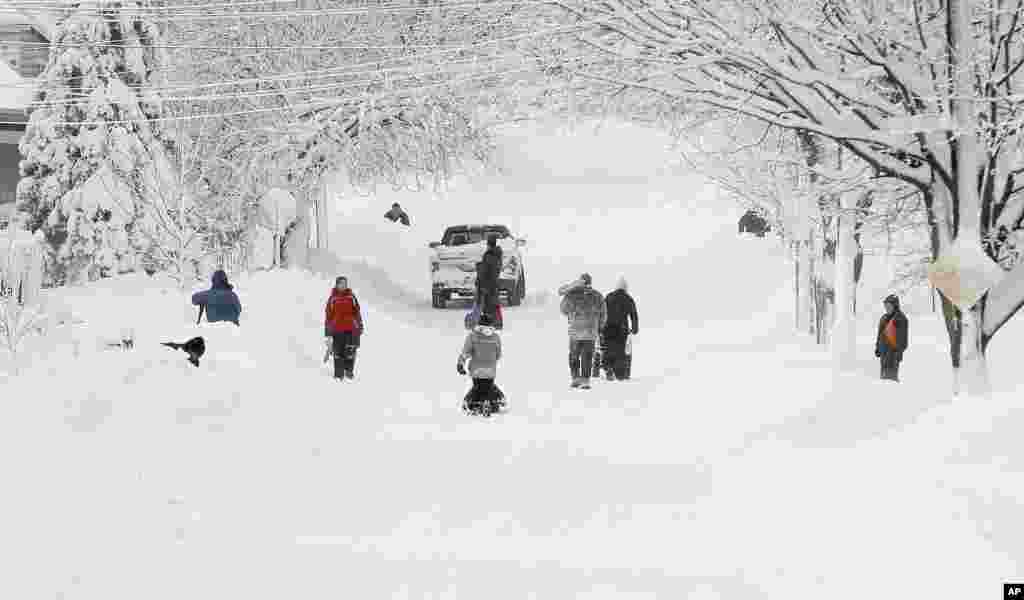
[161,336,206,367]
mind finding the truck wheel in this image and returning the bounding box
[508,272,524,306]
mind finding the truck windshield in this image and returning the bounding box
[443,227,510,246]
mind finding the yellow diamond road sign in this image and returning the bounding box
[927,237,1005,310]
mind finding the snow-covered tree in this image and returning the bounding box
[0,225,46,375]
[158,0,576,267]
[558,0,1024,397]
[97,115,244,287]
[16,0,168,286]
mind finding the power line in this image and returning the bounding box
[0,35,536,50]
[0,14,574,51]
[1,0,533,10]
[0,48,531,93]
[19,54,536,108]
[0,57,574,126]
[0,18,585,95]
[0,0,548,20]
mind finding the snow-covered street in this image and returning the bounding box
[3,124,1023,599]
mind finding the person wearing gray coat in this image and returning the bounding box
[559,272,606,389]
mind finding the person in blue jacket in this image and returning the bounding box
[192,269,242,325]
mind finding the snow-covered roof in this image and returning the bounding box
[0,12,33,27]
[0,60,32,111]
[0,2,55,39]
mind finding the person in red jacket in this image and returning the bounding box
[324,276,365,380]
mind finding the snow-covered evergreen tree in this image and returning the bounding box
[16,0,167,286]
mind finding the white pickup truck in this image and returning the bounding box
[428,224,527,309]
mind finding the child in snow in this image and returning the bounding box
[457,312,505,416]
[875,294,908,381]
[192,269,242,325]
[325,276,365,380]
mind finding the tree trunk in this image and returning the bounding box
[806,237,817,337]
[793,241,800,330]
[177,251,188,292]
[283,215,310,269]
[954,301,992,398]
[947,0,993,397]
[316,185,329,251]
[831,208,857,370]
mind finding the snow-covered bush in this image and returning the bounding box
[0,227,46,374]
[16,0,169,287]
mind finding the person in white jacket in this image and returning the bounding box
[457,312,505,416]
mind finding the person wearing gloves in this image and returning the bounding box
[191,269,242,325]
[457,312,505,416]
[324,276,365,381]
[602,276,639,380]
[558,272,606,389]
[875,294,908,381]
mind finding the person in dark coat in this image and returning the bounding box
[191,269,242,325]
[875,294,908,381]
[324,276,365,380]
[384,202,411,226]
[476,234,503,320]
[601,275,639,380]
[738,210,770,237]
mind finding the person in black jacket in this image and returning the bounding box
[384,202,411,226]
[476,234,503,320]
[738,210,770,237]
[875,294,909,381]
[601,276,639,380]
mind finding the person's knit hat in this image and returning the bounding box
[212,269,232,290]
[580,273,592,286]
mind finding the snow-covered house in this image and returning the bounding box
[0,59,33,209]
[0,6,51,220]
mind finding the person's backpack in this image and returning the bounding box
[327,292,362,332]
